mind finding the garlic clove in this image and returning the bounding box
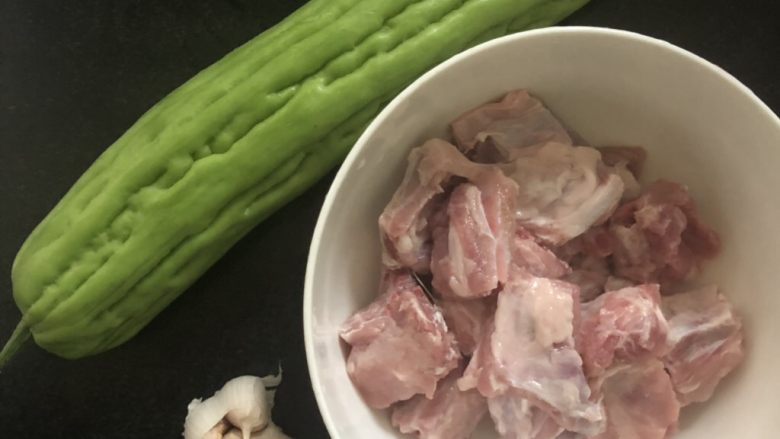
[183,370,283,439]
[221,376,270,438]
[184,395,231,439]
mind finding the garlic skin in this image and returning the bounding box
[183,371,286,439]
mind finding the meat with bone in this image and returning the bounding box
[430,170,517,299]
[450,89,572,155]
[379,139,517,273]
[662,285,744,406]
[577,284,669,378]
[459,271,604,436]
[609,180,721,286]
[591,360,680,439]
[391,363,487,439]
[502,142,625,246]
[340,270,459,408]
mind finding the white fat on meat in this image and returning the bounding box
[450,89,572,156]
[501,142,624,246]
[487,393,563,439]
[662,285,744,405]
[576,284,670,378]
[391,363,487,439]
[340,271,459,409]
[458,272,604,436]
[591,360,680,439]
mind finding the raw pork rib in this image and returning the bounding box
[592,360,680,439]
[431,173,517,298]
[502,142,625,246]
[438,296,495,356]
[577,285,669,377]
[378,141,451,272]
[391,364,487,439]
[609,180,721,285]
[459,272,604,436]
[379,139,517,273]
[340,271,459,408]
[662,285,744,405]
[450,89,572,155]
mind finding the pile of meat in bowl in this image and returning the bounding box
[339,90,745,439]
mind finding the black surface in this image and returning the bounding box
[0,1,777,438]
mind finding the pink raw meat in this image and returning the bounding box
[439,296,495,356]
[431,173,517,299]
[340,271,460,408]
[502,142,625,246]
[512,227,571,279]
[459,271,604,436]
[488,393,563,439]
[662,285,744,405]
[609,180,721,286]
[379,139,517,273]
[577,285,669,377]
[450,89,572,155]
[591,360,680,439]
[391,364,487,439]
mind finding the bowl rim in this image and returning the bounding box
[302,25,780,437]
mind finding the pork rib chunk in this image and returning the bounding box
[662,285,744,405]
[340,271,459,408]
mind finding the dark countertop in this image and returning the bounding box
[0,1,777,438]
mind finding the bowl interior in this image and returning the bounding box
[304,27,780,439]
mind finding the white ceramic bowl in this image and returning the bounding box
[304,27,780,439]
